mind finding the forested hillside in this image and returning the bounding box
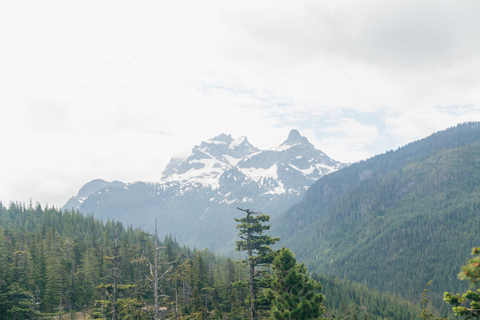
[0,202,425,319]
[274,122,480,315]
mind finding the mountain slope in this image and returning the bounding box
[64,130,343,252]
[273,122,480,314]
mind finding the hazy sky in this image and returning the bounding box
[1,0,480,208]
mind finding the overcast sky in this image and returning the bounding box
[1,0,480,208]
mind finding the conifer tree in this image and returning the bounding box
[0,228,9,286]
[80,246,100,304]
[155,221,159,320]
[235,207,279,320]
[444,246,480,319]
[266,248,324,320]
[0,228,11,316]
[44,252,64,312]
[4,282,37,319]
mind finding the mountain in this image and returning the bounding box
[63,179,125,210]
[63,130,343,252]
[273,122,480,314]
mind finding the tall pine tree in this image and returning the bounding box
[235,208,279,320]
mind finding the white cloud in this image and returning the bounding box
[386,107,480,146]
[315,118,382,163]
[1,0,480,207]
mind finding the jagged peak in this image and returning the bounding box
[280,129,314,148]
[231,135,247,146]
[193,133,256,151]
[230,136,256,149]
[162,133,260,179]
[206,133,233,144]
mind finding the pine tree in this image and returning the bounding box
[266,248,324,320]
[5,282,37,320]
[0,228,11,316]
[235,208,279,320]
[444,246,480,319]
[44,253,64,313]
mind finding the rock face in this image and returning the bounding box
[63,130,344,252]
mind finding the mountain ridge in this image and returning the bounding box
[273,122,480,314]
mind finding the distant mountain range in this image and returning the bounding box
[63,129,344,251]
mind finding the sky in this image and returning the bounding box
[1,0,480,208]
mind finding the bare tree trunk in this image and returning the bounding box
[112,233,120,320]
[249,259,257,319]
[58,289,63,320]
[154,219,159,320]
[205,291,208,319]
[248,229,257,320]
[175,281,178,320]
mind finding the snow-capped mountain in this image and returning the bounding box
[63,130,344,252]
[160,133,259,190]
[160,129,341,201]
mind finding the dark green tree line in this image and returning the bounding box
[1,201,443,320]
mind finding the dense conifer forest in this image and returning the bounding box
[0,202,433,319]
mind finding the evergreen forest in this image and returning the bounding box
[0,202,434,320]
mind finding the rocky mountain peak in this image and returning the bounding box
[160,133,260,182]
[280,129,314,148]
[200,133,233,148]
[192,134,258,160]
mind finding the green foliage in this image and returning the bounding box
[117,297,148,320]
[444,247,480,319]
[266,248,324,320]
[3,282,38,320]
